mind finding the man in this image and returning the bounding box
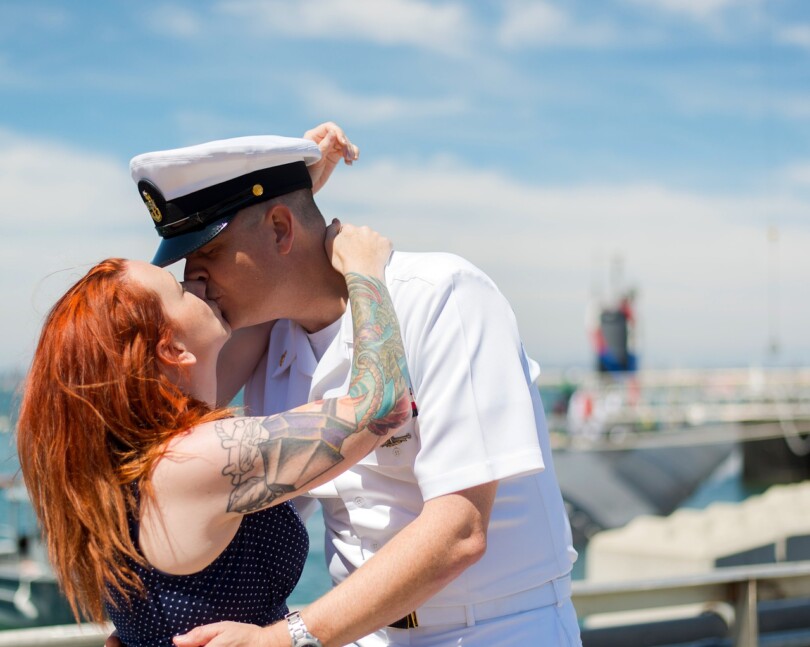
[122,124,581,647]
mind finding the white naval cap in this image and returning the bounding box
[130,135,321,267]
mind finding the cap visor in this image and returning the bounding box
[151,219,231,267]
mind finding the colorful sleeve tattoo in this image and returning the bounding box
[217,273,413,513]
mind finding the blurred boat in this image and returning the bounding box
[0,481,74,630]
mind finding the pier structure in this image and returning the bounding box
[541,367,810,450]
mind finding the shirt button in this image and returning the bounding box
[372,542,379,550]
[353,496,365,507]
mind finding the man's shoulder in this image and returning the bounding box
[386,252,508,330]
[387,251,491,287]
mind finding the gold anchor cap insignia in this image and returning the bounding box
[142,189,163,223]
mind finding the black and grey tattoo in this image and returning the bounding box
[219,273,413,513]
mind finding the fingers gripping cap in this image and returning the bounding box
[130,135,322,267]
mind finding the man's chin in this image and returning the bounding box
[218,307,239,328]
[226,317,253,332]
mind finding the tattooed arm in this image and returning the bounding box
[138,224,411,574]
[216,268,412,514]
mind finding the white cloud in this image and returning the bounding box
[315,157,810,368]
[170,110,263,144]
[780,162,810,187]
[622,0,769,41]
[297,78,467,124]
[772,96,810,121]
[776,24,810,49]
[648,68,810,123]
[4,133,809,371]
[215,0,476,55]
[498,0,620,49]
[0,131,131,230]
[146,4,203,39]
[0,130,161,370]
[500,0,568,42]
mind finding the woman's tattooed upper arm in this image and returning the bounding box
[217,273,412,514]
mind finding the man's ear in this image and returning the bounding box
[157,338,197,368]
[265,205,294,255]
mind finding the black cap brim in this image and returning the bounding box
[151,217,231,267]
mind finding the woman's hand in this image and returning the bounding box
[304,121,359,194]
[325,220,392,279]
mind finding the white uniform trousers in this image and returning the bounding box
[355,598,581,647]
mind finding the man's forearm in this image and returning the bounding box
[291,482,498,647]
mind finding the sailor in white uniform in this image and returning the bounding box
[244,251,581,647]
[127,128,582,647]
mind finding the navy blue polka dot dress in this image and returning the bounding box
[105,501,309,647]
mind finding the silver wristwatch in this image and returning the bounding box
[285,610,323,647]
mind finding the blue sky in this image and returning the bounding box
[2,0,809,371]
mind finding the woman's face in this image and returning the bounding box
[125,260,231,362]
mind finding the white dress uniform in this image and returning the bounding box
[244,251,582,646]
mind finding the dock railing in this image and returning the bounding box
[573,560,810,646]
[0,562,808,646]
[0,622,112,646]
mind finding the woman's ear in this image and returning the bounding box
[157,338,197,368]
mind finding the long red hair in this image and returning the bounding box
[17,258,230,623]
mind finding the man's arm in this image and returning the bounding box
[304,121,359,194]
[298,481,498,645]
[172,481,497,647]
[216,322,274,407]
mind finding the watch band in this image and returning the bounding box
[285,610,324,647]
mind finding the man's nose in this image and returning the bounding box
[183,259,208,283]
[182,279,207,299]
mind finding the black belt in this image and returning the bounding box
[388,611,419,629]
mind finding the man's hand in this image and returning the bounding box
[304,121,359,194]
[172,621,280,647]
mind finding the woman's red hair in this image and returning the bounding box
[17,258,230,623]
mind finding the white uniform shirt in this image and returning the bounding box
[244,252,577,628]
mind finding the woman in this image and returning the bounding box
[16,223,412,647]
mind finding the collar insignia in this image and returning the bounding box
[382,433,411,448]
